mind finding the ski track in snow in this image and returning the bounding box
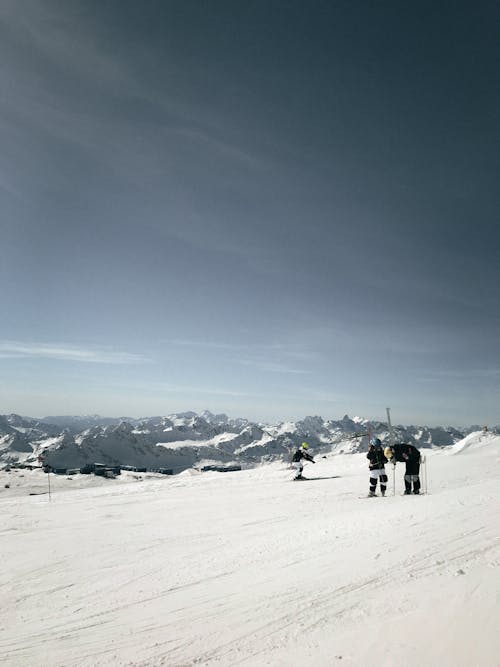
[1,435,499,666]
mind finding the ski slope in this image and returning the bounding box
[1,433,499,666]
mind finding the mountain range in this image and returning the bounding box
[1,411,494,473]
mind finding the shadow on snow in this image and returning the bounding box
[294,475,342,481]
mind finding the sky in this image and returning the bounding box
[1,0,499,426]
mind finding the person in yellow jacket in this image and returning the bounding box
[291,442,315,480]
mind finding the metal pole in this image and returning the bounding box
[386,407,395,444]
[39,455,51,501]
[386,408,396,495]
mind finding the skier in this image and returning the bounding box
[367,438,388,496]
[291,442,315,480]
[384,443,421,494]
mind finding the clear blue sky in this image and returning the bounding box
[1,0,499,426]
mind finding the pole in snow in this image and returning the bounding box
[386,407,396,496]
[423,455,428,494]
[38,454,51,501]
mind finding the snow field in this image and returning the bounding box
[1,433,499,666]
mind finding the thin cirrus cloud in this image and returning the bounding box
[416,368,500,382]
[164,339,249,351]
[232,358,312,375]
[165,338,314,357]
[136,382,251,398]
[102,378,253,399]
[1,1,261,176]
[164,338,315,373]
[0,341,149,364]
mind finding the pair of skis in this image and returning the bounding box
[359,491,427,498]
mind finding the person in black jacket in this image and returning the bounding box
[385,443,421,494]
[367,438,388,496]
[291,442,315,480]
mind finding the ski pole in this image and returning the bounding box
[392,463,396,496]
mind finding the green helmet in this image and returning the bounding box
[301,442,310,450]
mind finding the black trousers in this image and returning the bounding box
[369,469,388,494]
[404,460,420,493]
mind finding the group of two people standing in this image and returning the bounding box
[367,438,421,496]
[291,439,422,495]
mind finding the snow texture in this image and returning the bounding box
[1,432,499,666]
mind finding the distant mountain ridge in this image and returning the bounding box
[0,411,495,473]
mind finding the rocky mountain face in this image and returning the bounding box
[0,412,493,473]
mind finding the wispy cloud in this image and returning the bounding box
[105,379,252,399]
[0,341,149,365]
[157,385,250,398]
[164,338,314,374]
[414,368,500,384]
[296,388,345,403]
[170,127,262,169]
[233,358,312,375]
[0,1,264,172]
[165,339,248,351]
[165,338,315,358]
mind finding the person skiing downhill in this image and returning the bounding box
[291,442,315,480]
[367,438,388,496]
[385,443,421,494]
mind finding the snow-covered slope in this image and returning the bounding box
[1,434,499,666]
[447,429,497,454]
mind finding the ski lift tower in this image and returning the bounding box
[386,407,395,446]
